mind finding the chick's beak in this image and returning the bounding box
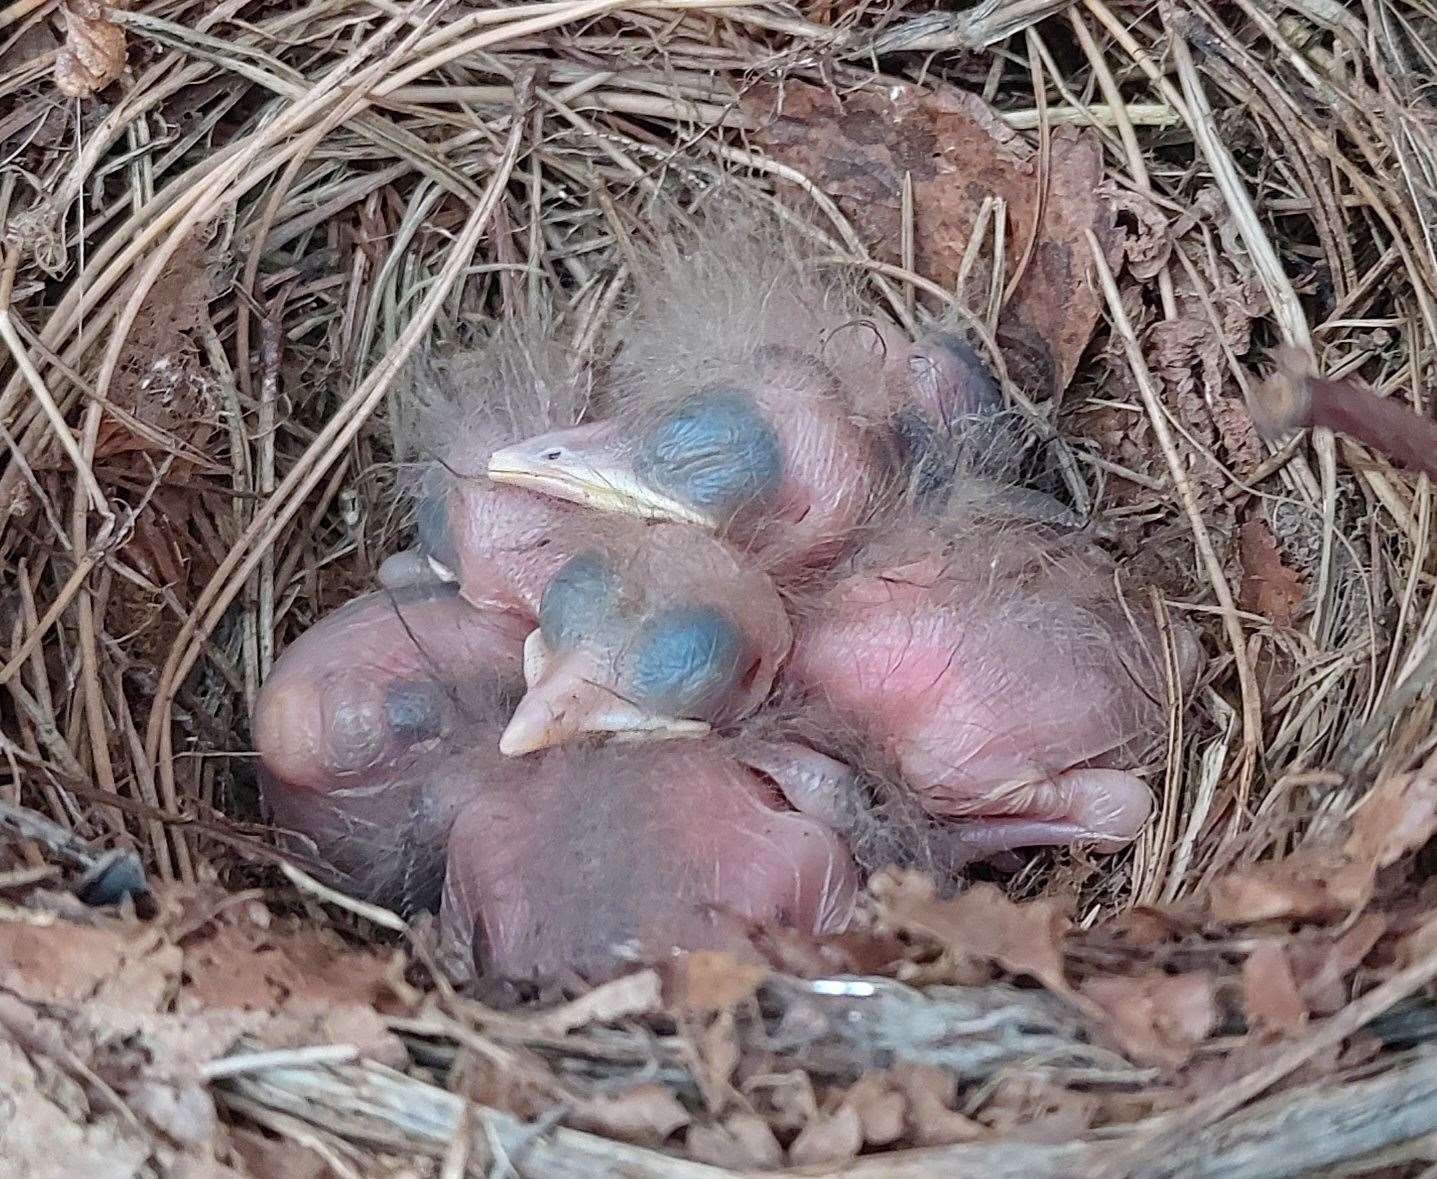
[498,631,710,757]
[487,424,715,529]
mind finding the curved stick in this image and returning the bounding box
[1248,347,1437,481]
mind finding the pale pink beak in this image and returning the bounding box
[498,631,710,757]
[487,424,716,529]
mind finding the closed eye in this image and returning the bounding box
[634,391,783,517]
[538,552,622,649]
[623,605,746,717]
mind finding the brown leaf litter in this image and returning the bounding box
[1083,970,1218,1069]
[745,81,1122,395]
[0,799,1432,1175]
[55,1,127,99]
[872,873,1077,999]
[1237,516,1308,628]
[1207,849,1377,925]
[0,879,422,1176]
[1241,942,1308,1035]
[1345,753,1437,873]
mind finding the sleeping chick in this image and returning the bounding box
[499,515,791,755]
[440,736,860,981]
[784,496,1202,858]
[252,586,530,911]
[487,215,902,571]
[253,584,861,971]
[387,316,592,616]
[882,327,1018,495]
[486,214,1051,569]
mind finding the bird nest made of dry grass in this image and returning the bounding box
[2,0,1437,1176]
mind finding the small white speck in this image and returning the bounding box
[809,978,877,997]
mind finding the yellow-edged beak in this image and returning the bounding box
[486,432,716,530]
[498,631,710,757]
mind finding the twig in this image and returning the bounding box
[1085,230,1263,831]
[1249,346,1437,482]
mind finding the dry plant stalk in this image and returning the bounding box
[3,0,1437,1171]
[1249,347,1437,482]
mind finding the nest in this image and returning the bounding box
[2,0,1437,1175]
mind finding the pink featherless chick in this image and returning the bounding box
[496,514,792,756]
[255,317,598,909]
[439,735,860,981]
[252,587,858,972]
[381,316,594,618]
[485,211,1064,568]
[485,214,906,572]
[782,486,1203,863]
[252,585,530,912]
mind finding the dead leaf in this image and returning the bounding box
[1292,914,1387,1016]
[747,922,907,978]
[844,1073,906,1146]
[687,1113,784,1168]
[662,950,767,1015]
[745,1069,816,1134]
[746,81,1120,394]
[1238,518,1307,627]
[1346,757,1437,871]
[96,228,221,465]
[875,875,1075,998]
[2,17,59,72]
[55,0,127,99]
[1241,942,1306,1034]
[1083,972,1217,1069]
[176,906,401,1018]
[892,1065,985,1145]
[0,920,178,1014]
[1101,183,1173,281]
[696,1008,740,1093]
[1211,391,1266,477]
[569,1083,690,1145]
[978,1072,1099,1140]
[788,1103,862,1167]
[1207,850,1373,925]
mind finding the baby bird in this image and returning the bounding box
[784,500,1200,857]
[253,212,1202,979]
[487,217,900,571]
[499,516,791,755]
[487,218,1040,569]
[388,318,592,616]
[440,736,860,981]
[252,586,530,910]
[253,585,862,973]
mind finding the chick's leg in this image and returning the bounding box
[732,739,858,829]
[945,768,1152,859]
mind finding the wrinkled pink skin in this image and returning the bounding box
[499,518,794,755]
[410,462,585,619]
[253,588,529,789]
[787,529,1197,859]
[888,331,1001,425]
[488,330,1007,573]
[493,350,883,574]
[254,587,860,968]
[440,739,859,981]
[253,587,529,909]
[721,346,884,568]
